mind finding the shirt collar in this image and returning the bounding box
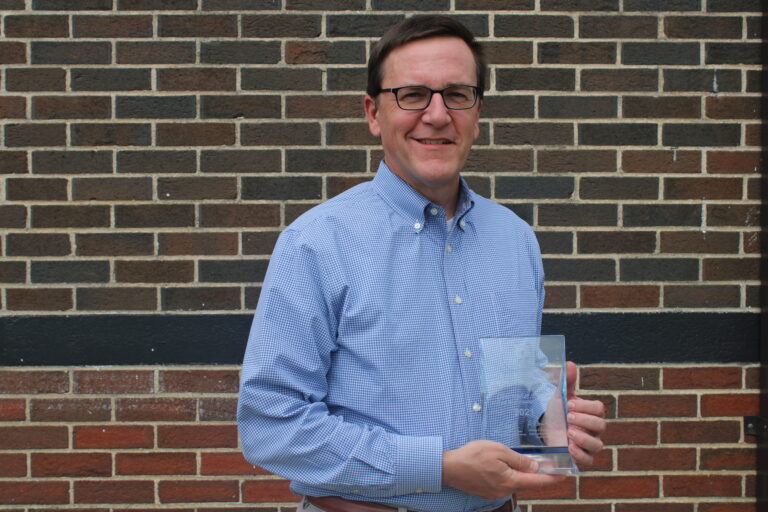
[372,160,475,229]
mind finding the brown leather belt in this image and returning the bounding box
[306,495,514,512]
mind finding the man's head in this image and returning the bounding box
[364,16,485,214]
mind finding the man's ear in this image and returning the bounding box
[363,94,381,137]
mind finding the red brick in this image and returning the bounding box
[516,478,576,500]
[76,287,158,311]
[6,288,73,311]
[6,123,66,147]
[661,420,740,444]
[0,96,26,118]
[707,151,762,174]
[74,425,154,449]
[158,177,237,200]
[159,480,239,503]
[622,149,701,173]
[664,366,742,389]
[157,425,238,448]
[664,474,741,497]
[32,205,110,228]
[0,41,26,64]
[0,370,69,395]
[580,367,659,390]
[75,480,154,504]
[699,505,759,512]
[580,475,659,498]
[199,397,237,421]
[660,232,739,254]
[0,150,28,173]
[74,15,153,38]
[0,426,68,449]
[73,177,152,201]
[33,95,111,119]
[0,481,69,505]
[116,398,196,421]
[543,285,576,308]
[4,15,69,38]
[587,448,614,471]
[0,205,27,227]
[0,399,26,421]
[617,447,696,471]
[618,394,697,418]
[707,205,760,227]
[581,285,659,308]
[706,96,762,119]
[664,177,742,200]
[242,479,300,503]
[200,204,280,227]
[701,393,760,416]
[701,448,757,470]
[159,14,237,37]
[159,232,239,256]
[116,452,197,475]
[157,123,236,146]
[74,370,154,394]
[0,453,27,477]
[30,398,111,422]
[602,421,657,446]
[115,260,194,283]
[616,505,693,512]
[703,257,760,281]
[32,452,111,477]
[201,452,270,476]
[160,369,239,393]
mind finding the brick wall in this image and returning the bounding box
[0,0,764,510]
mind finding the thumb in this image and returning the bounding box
[566,361,577,401]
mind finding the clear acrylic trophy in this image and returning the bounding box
[479,335,577,475]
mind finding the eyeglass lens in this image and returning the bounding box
[395,86,476,110]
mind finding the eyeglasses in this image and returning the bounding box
[378,85,479,111]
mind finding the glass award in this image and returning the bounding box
[479,335,576,475]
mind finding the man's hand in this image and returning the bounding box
[442,440,565,500]
[564,361,606,467]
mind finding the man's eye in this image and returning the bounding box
[446,89,470,100]
[399,89,428,101]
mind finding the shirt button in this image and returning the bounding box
[464,349,472,358]
[415,489,424,494]
[430,207,438,216]
[445,244,453,253]
[454,296,462,304]
[472,403,482,412]
[460,220,466,228]
[413,222,421,230]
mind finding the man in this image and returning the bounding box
[238,15,605,512]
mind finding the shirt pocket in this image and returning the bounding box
[490,288,540,337]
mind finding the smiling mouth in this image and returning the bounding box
[416,138,452,145]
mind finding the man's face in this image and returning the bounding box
[364,36,481,204]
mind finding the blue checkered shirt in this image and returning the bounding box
[238,161,545,512]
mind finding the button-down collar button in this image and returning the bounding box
[430,207,438,216]
[415,489,424,494]
[413,222,421,230]
[453,296,462,304]
[445,244,453,253]
[464,349,472,358]
[472,403,482,412]
[459,220,467,228]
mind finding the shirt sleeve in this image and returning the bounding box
[237,229,443,497]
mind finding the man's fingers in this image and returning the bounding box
[566,361,577,400]
[568,397,605,418]
[568,426,604,455]
[510,471,566,490]
[498,448,539,473]
[568,410,606,435]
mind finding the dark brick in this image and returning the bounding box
[157,69,236,91]
[7,234,70,257]
[706,42,764,65]
[707,0,762,11]
[0,262,26,283]
[543,258,616,282]
[628,95,705,120]
[201,42,281,64]
[456,0,533,8]
[497,68,575,91]
[5,68,66,92]
[31,261,109,284]
[535,231,573,254]
[242,176,322,200]
[707,204,760,227]
[0,205,27,228]
[159,233,239,256]
[284,0,362,8]
[285,41,366,64]
[581,177,658,200]
[117,96,196,119]
[4,15,69,38]
[162,287,241,311]
[115,205,195,228]
[663,124,741,147]
[543,284,576,308]
[623,42,699,65]
[118,150,196,174]
[372,0,448,8]
[0,0,24,7]
[201,150,281,173]
[622,150,700,174]
[71,123,151,147]
[747,16,764,39]
[579,123,657,146]
[120,0,198,8]
[706,97,762,120]
[665,286,740,308]
[241,14,321,37]
[156,123,236,147]
[31,398,111,422]
[243,231,280,255]
[115,261,194,284]
[495,15,573,37]
[579,15,657,38]
[495,123,573,145]
[286,150,366,173]
[286,95,361,119]
[703,258,760,282]
[73,177,152,201]
[158,177,237,200]
[33,96,111,120]
[199,260,269,283]
[541,0,618,9]
[326,14,403,37]
[495,177,573,199]
[620,258,699,281]
[578,231,656,254]
[117,41,196,64]
[0,151,28,174]
[6,178,68,201]
[6,124,66,147]
[479,96,534,119]
[582,68,658,92]
[7,288,72,311]
[201,204,280,228]
[582,285,660,308]
[159,15,237,37]
[539,96,616,119]
[0,42,26,64]
[665,16,742,39]
[72,68,151,91]
[538,150,616,173]
[660,231,739,254]
[664,69,740,92]
[327,176,372,198]
[34,0,112,8]
[665,177,741,200]
[707,151,762,174]
[624,204,701,227]
[538,42,615,64]
[31,42,110,64]
[76,233,154,257]
[623,0,700,10]
[463,150,533,173]
[0,96,26,119]
[242,68,323,91]
[483,42,533,65]
[325,122,380,146]
[201,95,281,119]
[539,204,617,227]
[73,15,153,38]
[32,205,110,228]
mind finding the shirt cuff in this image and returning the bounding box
[393,434,443,495]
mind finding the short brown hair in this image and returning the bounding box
[367,15,486,100]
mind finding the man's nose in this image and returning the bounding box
[421,91,452,124]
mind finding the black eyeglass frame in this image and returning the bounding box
[377,85,480,111]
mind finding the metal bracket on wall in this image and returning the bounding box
[744,416,768,441]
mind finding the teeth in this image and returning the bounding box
[419,139,449,144]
